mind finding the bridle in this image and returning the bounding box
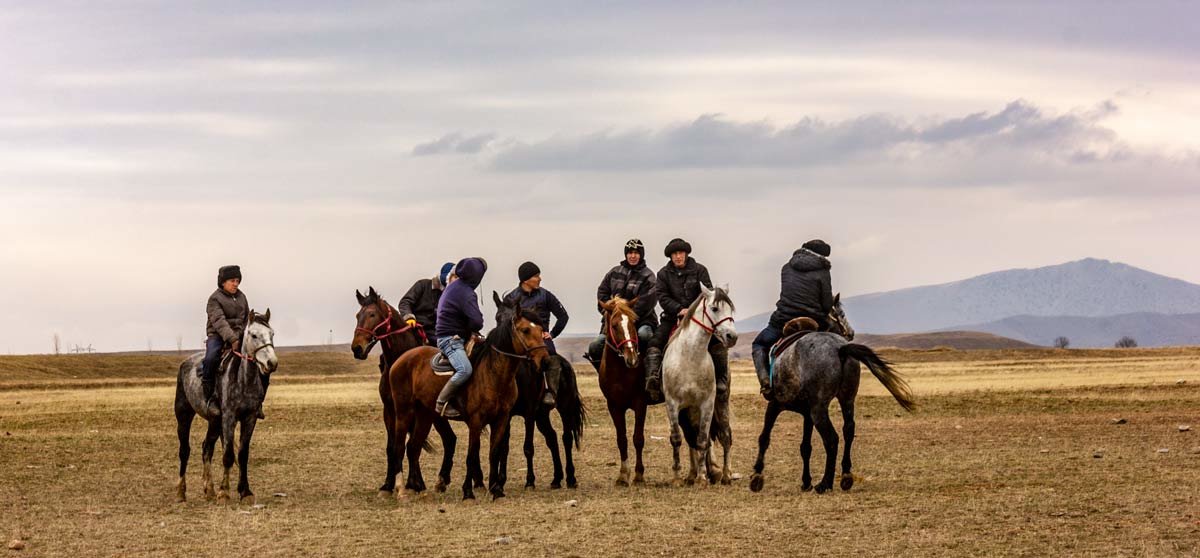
[490,316,549,362]
[689,297,734,335]
[355,301,427,349]
[233,323,275,371]
[604,309,638,355]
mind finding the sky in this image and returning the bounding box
[1,1,1198,354]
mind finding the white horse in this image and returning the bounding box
[662,285,738,486]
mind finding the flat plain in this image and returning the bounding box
[1,348,1198,557]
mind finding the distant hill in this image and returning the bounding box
[855,331,1040,350]
[951,312,1200,348]
[842,258,1200,334]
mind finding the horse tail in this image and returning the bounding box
[422,437,438,453]
[678,407,700,449]
[838,343,916,412]
[556,356,586,450]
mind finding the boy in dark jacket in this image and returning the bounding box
[585,239,659,371]
[505,261,567,407]
[643,238,729,404]
[204,265,249,408]
[434,257,487,419]
[752,239,835,397]
[397,262,455,345]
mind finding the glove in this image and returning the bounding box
[406,319,417,327]
[231,339,241,352]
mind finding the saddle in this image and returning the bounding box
[769,317,820,361]
[430,334,483,375]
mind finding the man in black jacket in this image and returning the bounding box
[586,239,659,371]
[505,261,567,407]
[396,262,454,345]
[752,239,835,397]
[643,238,730,405]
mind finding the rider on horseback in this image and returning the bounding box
[504,261,567,407]
[397,262,455,346]
[586,239,658,371]
[643,238,729,404]
[752,239,835,398]
[434,257,487,419]
[203,265,250,409]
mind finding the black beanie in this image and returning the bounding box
[518,261,541,282]
[664,238,692,257]
[217,265,242,287]
[624,238,645,257]
[802,239,831,257]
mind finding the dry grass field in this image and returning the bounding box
[2,348,1199,557]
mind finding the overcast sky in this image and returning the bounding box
[2,1,1198,354]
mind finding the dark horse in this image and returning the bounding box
[510,348,586,490]
[749,298,914,494]
[596,296,654,486]
[175,309,278,504]
[389,292,551,500]
[352,287,457,497]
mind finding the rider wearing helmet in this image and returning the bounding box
[752,239,835,397]
[585,239,659,371]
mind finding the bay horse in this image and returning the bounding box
[596,296,653,486]
[749,298,914,494]
[662,286,737,486]
[175,309,278,504]
[390,292,550,500]
[352,286,457,497]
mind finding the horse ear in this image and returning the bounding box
[248,309,257,322]
[492,291,504,307]
[263,308,271,323]
[368,286,378,298]
[627,296,639,307]
[599,299,613,311]
[834,293,841,304]
[356,289,366,305]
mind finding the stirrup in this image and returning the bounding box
[437,400,461,419]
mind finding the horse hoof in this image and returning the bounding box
[815,483,832,494]
[217,490,230,503]
[801,483,813,492]
[524,482,535,490]
[175,494,186,503]
[549,480,562,490]
[566,480,578,489]
[491,491,505,501]
[749,475,764,493]
[632,475,646,486]
[721,475,733,486]
[840,475,855,491]
[240,494,255,506]
[377,489,394,499]
[614,478,629,487]
[435,481,448,494]
[462,492,475,501]
[685,478,696,487]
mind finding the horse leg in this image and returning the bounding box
[390,412,412,501]
[462,427,482,500]
[609,404,631,487]
[666,399,684,487]
[800,411,815,491]
[488,418,511,500]
[811,405,840,494]
[699,400,717,485]
[236,417,257,504]
[433,419,456,493]
[217,412,236,503]
[632,402,647,485]
[839,398,856,491]
[749,401,782,493]
[175,402,195,502]
[378,373,399,497]
[201,419,221,500]
[404,416,432,495]
[712,384,733,486]
[523,414,536,489]
[537,410,564,489]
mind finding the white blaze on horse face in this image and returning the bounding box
[620,314,631,343]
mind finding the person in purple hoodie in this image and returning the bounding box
[434,257,488,419]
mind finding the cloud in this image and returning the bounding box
[412,132,497,156]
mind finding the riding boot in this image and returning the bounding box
[643,347,664,403]
[436,381,462,419]
[584,352,601,374]
[752,345,772,399]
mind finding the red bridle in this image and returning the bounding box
[688,299,734,335]
[605,311,639,354]
[355,303,426,347]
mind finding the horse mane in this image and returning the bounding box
[605,296,639,324]
[684,286,736,319]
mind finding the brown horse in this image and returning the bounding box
[390,292,550,500]
[597,296,654,486]
[352,286,457,496]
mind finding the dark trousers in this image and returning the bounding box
[202,335,224,382]
[752,326,782,354]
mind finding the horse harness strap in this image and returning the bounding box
[604,313,638,354]
[355,304,428,347]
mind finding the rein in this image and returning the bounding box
[489,321,549,362]
[355,303,428,348]
[604,311,638,354]
[690,301,734,335]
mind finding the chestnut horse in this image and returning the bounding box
[352,286,457,496]
[390,292,551,500]
[596,296,654,486]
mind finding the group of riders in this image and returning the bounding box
[201,237,839,416]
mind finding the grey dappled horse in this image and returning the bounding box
[175,310,278,504]
[662,285,737,486]
[749,303,913,494]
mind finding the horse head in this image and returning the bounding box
[698,285,738,348]
[493,291,550,370]
[599,296,640,368]
[827,293,855,340]
[352,286,389,360]
[245,309,279,374]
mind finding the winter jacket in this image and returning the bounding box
[396,275,444,331]
[206,288,249,344]
[436,258,486,340]
[768,248,834,330]
[596,260,659,329]
[504,286,569,338]
[656,257,713,324]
